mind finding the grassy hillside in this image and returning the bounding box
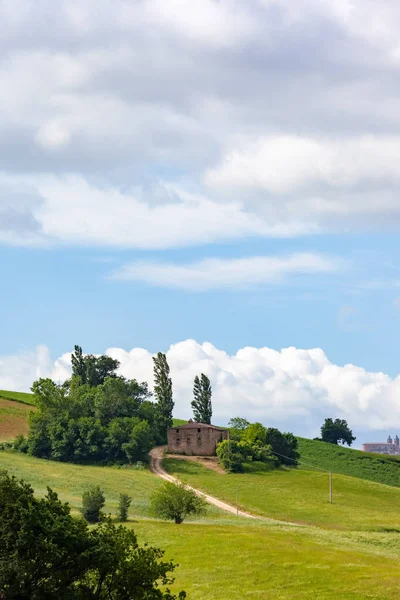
[297,437,400,488]
[164,458,400,531]
[0,451,229,522]
[133,520,400,600]
[4,449,400,598]
[0,389,35,406]
[0,399,34,442]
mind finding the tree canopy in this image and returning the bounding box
[15,374,155,464]
[150,481,206,524]
[320,418,356,446]
[71,345,120,387]
[191,373,212,424]
[0,471,186,599]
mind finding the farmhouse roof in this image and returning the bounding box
[171,422,226,431]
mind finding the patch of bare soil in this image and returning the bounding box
[0,399,35,442]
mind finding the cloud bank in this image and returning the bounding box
[2,1,400,248]
[2,340,399,441]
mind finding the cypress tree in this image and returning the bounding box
[191,373,212,424]
[153,352,174,442]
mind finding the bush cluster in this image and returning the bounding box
[217,420,299,473]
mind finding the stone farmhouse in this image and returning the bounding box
[361,435,400,455]
[167,421,229,456]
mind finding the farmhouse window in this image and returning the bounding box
[187,437,191,443]
[197,428,201,433]
[176,429,179,433]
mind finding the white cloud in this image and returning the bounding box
[205,134,400,196]
[112,253,341,290]
[3,0,400,246]
[35,122,71,150]
[3,339,400,439]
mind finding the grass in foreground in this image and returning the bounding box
[297,436,400,488]
[0,390,35,406]
[164,458,400,531]
[133,520,400,599]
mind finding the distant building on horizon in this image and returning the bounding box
[361,435,400,455]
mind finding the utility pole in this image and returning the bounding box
[236,486,238,515]
[329,471,332,503]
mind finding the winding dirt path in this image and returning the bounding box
[149,446,299,525]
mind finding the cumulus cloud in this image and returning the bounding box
[3,340,400,440]
[112,253,341,290]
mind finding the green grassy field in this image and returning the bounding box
[298,437,400,488]
[132,520,400,600]
[0,389,35,406]
[3,449,400,598]
[164,458,400,531]
[0,451,231,522]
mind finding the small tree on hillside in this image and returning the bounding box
[150,481,206,524]
[153,353,174,442]
[321,418,356,446]
[117,493,131,522]
[191,373,212,424]
[81,485,105,523]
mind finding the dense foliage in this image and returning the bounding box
[81,485,105,523]
[152,353,174,442]
[150,481,207,524]
[320,418,356,446]
[191,374,212,424]
[217,420,298,472]
[14,374,157,464]
[117,493,132,522]
[0,471,186,599]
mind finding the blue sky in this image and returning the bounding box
[2,0,400,440]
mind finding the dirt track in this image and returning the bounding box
[149,446,299,525]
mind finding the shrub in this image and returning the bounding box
[216,440,246,473]
[81,485,105,523]
[150,481,207,524]
[117,493,131,522]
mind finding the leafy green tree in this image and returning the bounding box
[150,481,206,524]
[321,418,356,446]
[216,439,246,473]
[71,345,120,388]
[191,373,213,424]
[23,375,155,465]
[265,428,299,466]
[243,422,267,445]
[0,471,186,599]
[153,352,174,442]
[117,493,131,522]
[228,417,250,431]
[81,485,105,523]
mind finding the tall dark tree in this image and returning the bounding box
[191,373,212,424]
[153,352,174,441]
[71,345,86,384]
[321,418,356,446]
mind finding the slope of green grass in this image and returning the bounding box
[133,520,400,600]
[0,451,231,522]
[0,390,35,406]
[297,437,400,488]
[164,458,400,531]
